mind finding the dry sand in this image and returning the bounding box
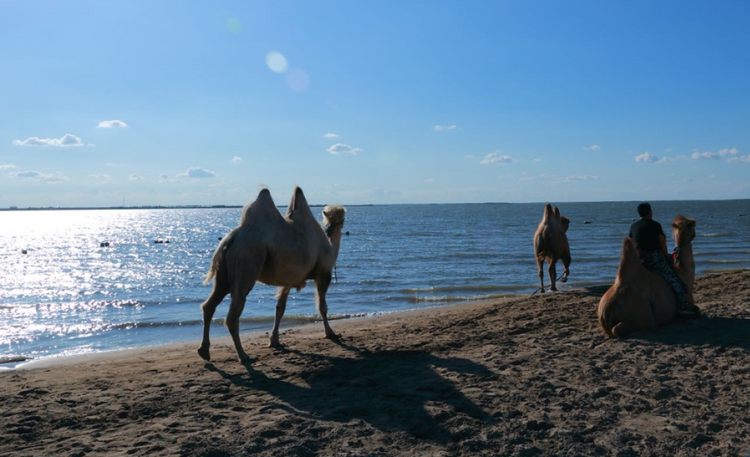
[2,270,750,457]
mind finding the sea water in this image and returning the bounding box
[1,200,749,365]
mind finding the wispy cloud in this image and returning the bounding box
[533,158,543,163]
[719,148,739,156]
[727,155,750,164]
[0,164,18,170]
[424,178,436,183]
[692,151,719,160]
[13,134,83,147]
[563,175,600,182]
[232,156,242,163]
[96,120,128,129]
[433,125,457,131]
[480,151,516,165]
[130,174,144,181]
[583,144,600,151]
[11,171,68,182]
[90,174,112,182]
[635,151,659,163]
[176,167,216,178]
[327,143,362,155]
[324,133,341,139]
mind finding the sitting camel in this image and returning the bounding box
[533,203,571,293]
[598,215,696,337]
[198,186,346,363]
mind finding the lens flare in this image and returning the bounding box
[226,18,241,33]
[266,52,288,74]
[286,68,310,92]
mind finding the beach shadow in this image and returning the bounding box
[633,315,750,350]
[206,348,494,442]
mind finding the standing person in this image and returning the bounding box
[629,202,692,313]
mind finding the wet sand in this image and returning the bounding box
[2,270,749,456]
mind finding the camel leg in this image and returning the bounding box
[316,273,338,340]
[536,258,545,293]
[269,287,291,348]
[225,261,263,364]
[561,253,571,283]
[548,260,558,292]
[198,281,229,361]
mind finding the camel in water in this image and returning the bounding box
[598,215,696,337]
[198,187,346,363]
[533,203,571,293]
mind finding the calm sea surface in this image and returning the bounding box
[2,200,749,366]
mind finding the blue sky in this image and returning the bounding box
[1,1,749,207]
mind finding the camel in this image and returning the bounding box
[598,215,696,338]
[198,186,346,363]
[533,203,571,293]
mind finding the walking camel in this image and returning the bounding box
[198,187,346,363]
[533,203,571,293]
[598,215,697,337]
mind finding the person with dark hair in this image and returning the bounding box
[629,202,690,312]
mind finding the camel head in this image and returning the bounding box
[561,216,570,232]
[323,205,346,237]
[671,215,696,247]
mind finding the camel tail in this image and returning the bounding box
[535,234,546,260]
[204,228,238,285]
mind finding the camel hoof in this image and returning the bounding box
[198,345,211,361]
[268,339,283,349]
[560,276,568,283]
[238,354,252,364]
[550,286,558,292]
[325,332,340,341]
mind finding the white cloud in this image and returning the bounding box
[718,148,739,156]
[539,174,555,178]
[480,151,516,165]
[0,164,17,170]
[130,174,144,181]
[90,174,112,180]
[563,175,600,182]
[433,125,457,131]
[13,134,83,147]
[324,133,341,139]
[97,120,128,129]
[583,144,601,151]
[635,151,659,163]
[424,178,436,183]
[327,143,362,155]
[657,157,676,164]
[692,151,718,160]
[176,167,217,178]
[533,158,543,162]
[727,155,750,164]
[11,171,68,182]
[232,156,242,163]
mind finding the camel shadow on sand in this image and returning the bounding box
[206,342,494,442]
[631,315,750,350]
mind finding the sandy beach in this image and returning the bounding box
[2,269,749,456]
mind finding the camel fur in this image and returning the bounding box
[598,215,696,338]
[533,203,571,292]
[198,186,346,363]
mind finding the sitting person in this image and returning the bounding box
[629,202,692,313]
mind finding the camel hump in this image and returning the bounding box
[240,188,279,226]
[286,186,313,220]
[543,203,554,221]
[616,237,641,280]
